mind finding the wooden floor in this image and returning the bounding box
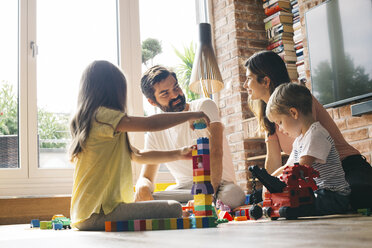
[1,214,372,248]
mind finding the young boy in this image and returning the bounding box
[265,83,350,215]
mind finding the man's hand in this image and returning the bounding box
[134,184,154,202]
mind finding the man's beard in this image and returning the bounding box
[156,94,186,112]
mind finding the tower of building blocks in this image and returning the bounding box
[191,138,214,217]
[104,137,218,232]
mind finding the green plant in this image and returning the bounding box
[142,38,162,67]
[38,108,70,149]
[0,81,18,135]
[174,42,200,101]
[0,80,70,149]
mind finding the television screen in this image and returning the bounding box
[305,0,372,107]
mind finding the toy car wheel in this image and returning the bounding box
[263,207,272,218]
[249,205,263,220]
[279,206,298,220]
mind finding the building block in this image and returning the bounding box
[197,143,209,150]
[40,221,52,229]
[218,211,233,221]
[105,221,112,232]
[194,194,213,206]
[193,168,210,176]
[30,219,40,228]
[134,219,141,231]
[194,210,213,216]
[183,218,190,229]
[170,218,177,229]
[146,219,152,230]
[194,205,214,211]
[192,155,210,170]
[158,219,165,230]
[234,216,248,221]
[191,182,214,195]
[152,219,159,230]
[176,218,184,229]
[193,175,211,182]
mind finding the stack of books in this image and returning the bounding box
[263,0,297,80]
[290,0,305,82]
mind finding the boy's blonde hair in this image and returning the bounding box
[266,83,313,119]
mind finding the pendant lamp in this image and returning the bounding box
[189,23,224,98]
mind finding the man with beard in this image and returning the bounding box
[134,65,246,209]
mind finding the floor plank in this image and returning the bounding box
[1,214,372,248]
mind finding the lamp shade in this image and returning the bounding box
[189,23,224,97]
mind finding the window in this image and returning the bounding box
[0,0,142,197]
[0,0,207,196]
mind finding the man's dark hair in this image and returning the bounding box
[141,65,177,102]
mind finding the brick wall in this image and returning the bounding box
[212,0,267,192]
[211,0,372,193]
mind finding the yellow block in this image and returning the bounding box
[194,194,213,206]
[170,218,177,229]
[193,175,211,182]
[183,218,190,229]
[146,219,152,230]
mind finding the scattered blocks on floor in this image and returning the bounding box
[105,216,217,232]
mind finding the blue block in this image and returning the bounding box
[176,218,184,229]
[30,219,40,228]
[116,221,125,231]
[191,182,214,195]
[202,217,209,227]
[197,149,209,155]
[197,137,209,144]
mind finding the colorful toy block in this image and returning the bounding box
[194,194,213,206]
[191,182,214,195]
[193,168,210,176]
[234,216,248,221]
[30,219,40,228]
[193,175,211,182]
[105,216,214,232]
[218,211,233,221]
[40,221,52,229]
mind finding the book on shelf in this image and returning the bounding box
[269,32,294,43]
[267,39,295,51]
[266,23,294,39]
[293,32,303,43]
[297,64,305,73]
[294,29,302,37]
[265,13,294,30]
[264,1,292,16]
[294,42,303,50]
[296,55,304,62]
[295,47,304,56]
[263,11,293,23]
[293,21,301,31]
[263,0,290,9]
[296,59,304,66]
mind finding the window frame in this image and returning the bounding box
[0,0,209,197]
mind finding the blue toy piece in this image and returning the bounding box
[191,182,214,195]
[30,219,40,228]
[52,222,63,230]
[193,120,207,129]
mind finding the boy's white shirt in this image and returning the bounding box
[285,122,350,194]
[145,98,236,188]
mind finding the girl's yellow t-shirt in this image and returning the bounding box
[70,107,133,226]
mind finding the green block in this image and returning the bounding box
[194,205,214,211]
[164,218,171,229]
[208,217,218,227]
[152,219,159,230]
[128,220,134,231]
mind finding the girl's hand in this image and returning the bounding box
[190,111,210,130]
[178,146,194,160]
